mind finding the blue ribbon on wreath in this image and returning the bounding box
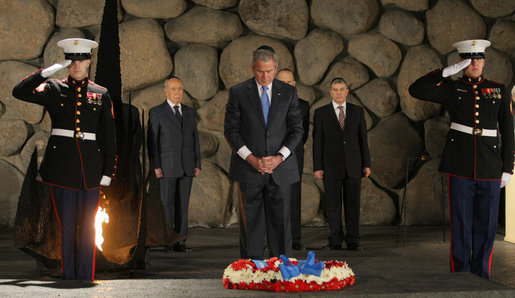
[278,251,325,280]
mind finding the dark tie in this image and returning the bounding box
[174,105,183,125]
[261,86,270,126]
[338,106,345,130]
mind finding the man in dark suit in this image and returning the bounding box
[313,77,371,251]
[224,46,304,260]
[276,69,310,251]
[148,77,201,252]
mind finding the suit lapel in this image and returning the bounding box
[161,100,182,129]
[246,80,267,128]
[268,80,283,128]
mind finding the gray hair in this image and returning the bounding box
[252,49,278,67]
[330,77,348,88]
[164,76,181,88]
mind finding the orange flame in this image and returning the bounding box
[94,207,109,251]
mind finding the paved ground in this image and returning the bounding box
[1,226,515,297]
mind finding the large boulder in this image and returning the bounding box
[319,57,370,92]
[212,131,232,173]
[219,34,294,88]
[164,6,242,44]
[0,0,54,61]
[380,0,428,11]
[189,160,231,227]
[0,119,28,157]
[368,113,424,189]
[294,29,344,86]
[121,0,187,19]
[489,20,515,57]
[0,61,44,124]
[56,0,122,28]
[197,90,228,132]
[403,159,449,225]
[348,33,402,77]
[43,29,86,80]
[3,131,49,174]
[119,19,173,91]
[360,178,397,225]
[239,0,308,40]
[426,0,486,55]
[311,0,379,36]
[0,159,24,228]
[198,130,219,158]
[470,0,515,18]
[424,117,449,159]
[379,8,425,46]
[296,84,316,106]
[192,0,239,9]
[355,78,399,118]
[174,44,219,101]
[398,45,442,121]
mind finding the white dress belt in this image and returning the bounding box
[450,122,497,137]
[51,128,96,140]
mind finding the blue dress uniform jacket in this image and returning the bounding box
[409,69,514,179]
[12,70,117,190]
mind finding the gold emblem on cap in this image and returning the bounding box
[74,40,80,46]
[472,40,477,46]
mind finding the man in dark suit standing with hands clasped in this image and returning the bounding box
[148,77,201,252]
[313,78,371,251]
[224,46,303,260]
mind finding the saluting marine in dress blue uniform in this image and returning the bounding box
[12,38,117,280]
[409,40,514,279]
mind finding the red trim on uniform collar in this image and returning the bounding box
[67,76,89,87]
[459,75,485,85]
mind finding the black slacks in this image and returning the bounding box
[159,176,193,244]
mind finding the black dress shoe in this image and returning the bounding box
[173,244,192,252]
[292,243,306,251]
[321,243,342,250]
[346,243,363,251]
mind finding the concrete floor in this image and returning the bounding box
[1,226,515,297]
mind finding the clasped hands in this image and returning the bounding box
[246,154,282,174]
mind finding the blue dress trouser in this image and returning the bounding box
[448,175,500,279]
[51,185,100,280]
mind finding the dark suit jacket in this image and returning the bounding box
[313,102,370,179]
[148,101,201,177]
[294,99,310,176]
[224,78,304,185]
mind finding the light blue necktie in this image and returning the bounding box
[261,86,270,126]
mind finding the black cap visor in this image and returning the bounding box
[65,53,91,61]
[459,52,485,59]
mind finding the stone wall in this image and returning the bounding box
[0,0,514,228]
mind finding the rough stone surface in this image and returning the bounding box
[164,7,242,44]
[348,33,402,77]
[355,79,399,118]
[470,0,515,18]
[197,90,228,132]
[43,29,86,80]
[296,84,316,105]
[0,0,54,61]
[360,178,397,225]
[212,131,232,174]
[379,8,425,46]
[56,0,115,28]
[239,0,308,40]
[121,0,187,19]
[424,117,449,159]
[398,45,443,121]
[174,44,219,101]
[0,120,28,157]
[489,20,515,57]
[403,159,449,225]
[192,0,239,9]
[198,130,219,158]
[119,19,173,91]
[319,57,370,92]
[0,159,23,227]
[0,61,45,125]
[368,113,424,189]
[311,0,379,36]
[189,160,230,227]
[294,29,344,86]
[381,0,428,11]
[426,0,486,55]
[219,34,294,88]
[300,179,321,225]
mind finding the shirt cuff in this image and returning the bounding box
[237,146,252,160]
[278,146,291,159]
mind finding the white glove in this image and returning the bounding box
[41,60,72,78]
[442,59,471,78]
[100,175,112,186]
[501,172,511,188]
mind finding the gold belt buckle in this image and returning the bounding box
[473,128,483,136]
[75,132,84,139]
